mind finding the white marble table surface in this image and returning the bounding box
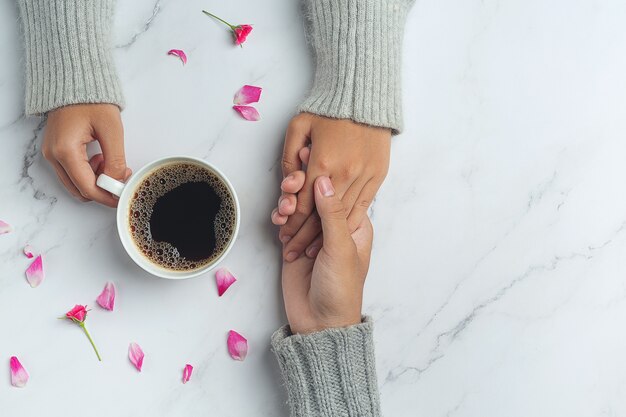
[2,1,626,416]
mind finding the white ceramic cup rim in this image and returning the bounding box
[96,156,240,279]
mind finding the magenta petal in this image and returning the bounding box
[227,330,248,361]
[10,356,29,388]
[233,105,260,121]
[129,343,144,372]
[167,49,187,65]
[182,364,193,384]
[0,220,12,234]
[233,85,262,105]
[96,282,116,311]
[23,245,34,258]
[25,255,44,288]
[215,267,237,297]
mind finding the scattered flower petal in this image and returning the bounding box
[10,356,29,388]
[216,267,237,296]
[234,85,262,105]
[182,364,193,384]
[96,282,116,311]
[227,330,248,361]
[129,343,144,371]
[23,245,35,258]
[25,255,44,288]
[167,49,187,65]
[234,24,253,45]
[233,105,260,121]
[0,220,12,234]
[0,220,13,235]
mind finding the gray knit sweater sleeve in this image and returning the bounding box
[18,0,124,115]
[299,0,415,134]
[271,317,381,417]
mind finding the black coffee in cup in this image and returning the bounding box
[128,162,237,271]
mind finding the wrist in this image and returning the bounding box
[299,0,415,134]
[18,0,124,115]
[290,313,362,335]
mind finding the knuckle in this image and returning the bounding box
[316,157,331,172]
[281,154,297,173]
[357,198,372,209]
[106,158,126,174]
[340,164,358,179]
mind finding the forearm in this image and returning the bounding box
[272,317,381,417]
[18,0,124,115]
[299,0,415,134]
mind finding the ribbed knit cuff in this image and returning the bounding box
[18,0,124,115]
[271,317,381,417]
[299,0,415,134]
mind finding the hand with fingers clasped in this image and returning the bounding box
[273,173,374,334]
[42,104,131,207]
[279,113,391,262]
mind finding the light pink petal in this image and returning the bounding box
[129,343,144,372]
[233,85,262,105]
[96,282,116,311]
[23,245,35,258]
[227,330,248,361]
[167,49,187,65]
[182,364,193,384]
[10,356,29,388]
[233,105,260,121]
[25,255,44,288]
[216,267,237,297]
[0,220,12,235]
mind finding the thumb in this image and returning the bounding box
[314,176,351,252]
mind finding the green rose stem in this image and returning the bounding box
[59,317,102,361]
[79,322,102,362]
[202,10,236,30]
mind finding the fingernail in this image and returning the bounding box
[285,251,298,262]
[282,175,294,184]
[279,198,289,210]
[306,246,320,258]
[280,235,291,243]
[318,176,335,197]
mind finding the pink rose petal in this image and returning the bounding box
[227,330,248,361]
[23,245,35,258]
[10,356,29,388]
[216,267,237,297]
[167,49,187,65]
[234,85,262,105]
[25,255,44,288]
[96,282,116,311]
[129,342,144,372]
[0,220,12,234]
[233,105,260,121]
[182,364,193,384]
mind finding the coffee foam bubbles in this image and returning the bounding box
[128,163,236,271]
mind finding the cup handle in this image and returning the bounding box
[96,174,126,197]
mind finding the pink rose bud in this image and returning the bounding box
[66,304,88,323]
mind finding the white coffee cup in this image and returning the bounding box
[96,156,240,279]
